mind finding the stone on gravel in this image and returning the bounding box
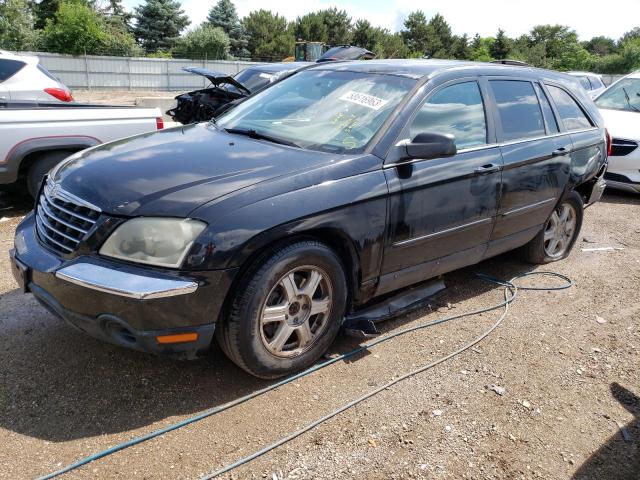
[432,409,443,417]
[595,316,607,324]
[486,384,506,396]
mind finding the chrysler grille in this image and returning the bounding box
[36,180,101,255]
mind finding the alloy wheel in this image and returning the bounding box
[544,203,577,259]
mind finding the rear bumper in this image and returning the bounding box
[11,213,238,359]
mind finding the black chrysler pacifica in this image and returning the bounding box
[10,60,608,379]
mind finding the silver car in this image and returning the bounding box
[567,71,607,99]
[0,50,73,102]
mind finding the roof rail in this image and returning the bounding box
[490,59,529,67]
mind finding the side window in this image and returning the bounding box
[578,76,592,90]
[409,81,487,150]
[534,83,559,134]
[547,85,593,131]
[0,59,26,83]
[489,80,546,141]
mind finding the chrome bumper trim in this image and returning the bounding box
[55,263,198,300]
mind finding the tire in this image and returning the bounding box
[218,241,347,379]
[519,190,584,264]
[26,151,72,198]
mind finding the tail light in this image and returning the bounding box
[44,88,73,102]
[605,128,612,157]
[156,117,164,130]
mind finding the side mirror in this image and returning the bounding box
[401,132,457,161]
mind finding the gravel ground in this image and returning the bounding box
[0,189,638,480]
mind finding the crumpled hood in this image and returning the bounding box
[52,123,341,217]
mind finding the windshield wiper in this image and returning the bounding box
[622,87,640,113]
[225,128,301,148]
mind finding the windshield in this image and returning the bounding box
[595,78,640,113]
[217,70,416,154]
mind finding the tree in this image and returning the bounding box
[243,10,293,61]
[528,24,579,60]
[584,36,617,56]
[295,11,327,43]
[470,35,494,62]
[33,0,60,29]
[424,13,452,58]
[174,24,229,60]
[352,19,377,51]
[318,7,351,46]
[41,0,108,54]
[134,0,190,52]
[620,27,640,44]
[0,0,39,50]
[207,0,248,58]
[101,0,133,33]
[374,31,408,58]
[451,34,471,60]
[490,29,512,59]
[401,10,430,56]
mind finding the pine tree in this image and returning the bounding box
[134,0,190,52]
[207,0,248,58]
[490,29,512,59]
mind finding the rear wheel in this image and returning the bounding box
[26,151,72,198]
[520,191,584,264]
[218,241,347,379]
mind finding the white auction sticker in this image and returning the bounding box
[340,91,388,110]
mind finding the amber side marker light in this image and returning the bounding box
[156,333,199,344]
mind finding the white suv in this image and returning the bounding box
[0,50,73,102]
[567,71,607,99]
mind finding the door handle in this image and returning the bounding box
[474,164,501,175]
[552,147,569,157]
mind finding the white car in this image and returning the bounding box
[0,50,73,102]
[595,71,640,193]
[567,71,607,99]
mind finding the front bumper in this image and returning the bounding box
[10,213,238,359]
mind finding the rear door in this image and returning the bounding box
[486,78,571,255]
[545,84,603,185]
[0,59,27,100]
[380,79,502,294]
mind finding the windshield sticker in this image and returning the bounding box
[340,91,389,110]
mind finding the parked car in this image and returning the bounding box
[595,71,640,193]
[0,50,73,102]
[10,60,608,379]
[0,101,164,196]
[167,62,312,124]
[567,71,607,99]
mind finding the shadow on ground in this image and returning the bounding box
[599,189,640,206]
[573,383,639,480]
[0,251,537,443]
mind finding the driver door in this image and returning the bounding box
[378,79,503,295]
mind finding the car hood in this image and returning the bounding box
[52,124,344,217]
[182,67,251,95]
[598,108,640,140]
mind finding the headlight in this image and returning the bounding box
[100,218,207,268]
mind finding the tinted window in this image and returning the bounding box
[590,76,604,89]
[547,85,593,130]
[534,83,559,134]
[409,81,487,149]
[0,59,26,83]
[490,80,545,141]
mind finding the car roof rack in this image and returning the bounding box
[490,59,529,66]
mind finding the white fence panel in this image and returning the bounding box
[26,52,264,91]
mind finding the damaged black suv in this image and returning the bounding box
[11,60,607,379]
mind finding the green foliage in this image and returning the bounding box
[243,9,293,61]
[174,24,229,60]
[41,0,109,55]
[401,10,429,56]
[294,7,351,46]
[584,36,617,56]
[134,0,190,52]
[470,34,494,62]
[0,0,40,50]
[424,13,452,58]
[295,11,327,44]
[451,34,471,60]
[207,0,248,58]
[490,29,512,59]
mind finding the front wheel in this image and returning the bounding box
[217,241,347,379]
[520,190,584,264]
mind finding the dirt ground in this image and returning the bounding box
[73,90,175,106]
[0,188,638,480]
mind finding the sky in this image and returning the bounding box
[122,0,640,41]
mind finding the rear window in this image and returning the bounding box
[547,85,593,131]
[589,76,604,89]
[0,59,26,83]
[490,80,546,141]
[534,83,559,134]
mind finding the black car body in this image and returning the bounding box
[167,62,312,124]
[11,60,608,378]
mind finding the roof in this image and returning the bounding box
[567,71,603,78]
[309,59,584,86]
[0,50,38,64]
